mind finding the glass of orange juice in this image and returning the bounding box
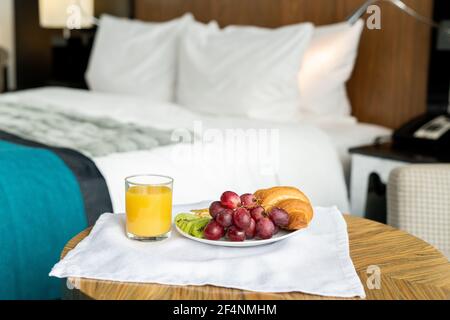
[125,175,173,241]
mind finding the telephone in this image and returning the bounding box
[393,113,450,153]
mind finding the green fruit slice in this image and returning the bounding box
[175,213,211,238]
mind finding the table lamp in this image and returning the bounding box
[38,0,96,88]
[39,0,95,38]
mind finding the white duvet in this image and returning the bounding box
[0,87,350,212]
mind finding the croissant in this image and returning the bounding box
[255,186,314,230]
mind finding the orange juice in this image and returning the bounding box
[126,185,173,237]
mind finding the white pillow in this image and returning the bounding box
[177,21,314,122]
[86,14,191,101]
[299,20,364,117]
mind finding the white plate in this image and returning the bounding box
[175,225,302,247]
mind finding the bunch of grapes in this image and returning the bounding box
[204,191,290,242]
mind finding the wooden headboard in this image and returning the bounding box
[134,0,433,129]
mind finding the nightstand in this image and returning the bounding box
[47,35,92,90]
[45,80,88,90]
[0,47,8,93]
[349,143,450,219]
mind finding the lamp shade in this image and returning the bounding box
[39,0,94,29]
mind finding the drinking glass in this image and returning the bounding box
[125,175,173,241]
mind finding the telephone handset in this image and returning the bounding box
[393,113,450,153]
[413,115,450,140]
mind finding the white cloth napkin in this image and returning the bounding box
[50,203,365,298]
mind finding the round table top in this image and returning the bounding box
[62,215,450,300]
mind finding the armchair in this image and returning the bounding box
[388,165,450,259]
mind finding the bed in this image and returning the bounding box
[0,0,431,300]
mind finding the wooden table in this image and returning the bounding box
[62,216,450,300]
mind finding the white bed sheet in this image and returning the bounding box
[0,87,384,214]
[315,122,392,180]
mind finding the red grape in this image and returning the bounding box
[233,207,251,230]
[250,206,265,221]
[255,218,275,240]
[215,209,233,228]
[220,191,241,209]
[209,201,225,218]
[273,225,279,235]
[269,208,289,228]
[244,218,256,239]
[204,221,224,240]
[240,193,257,209]
[227,226,246,242]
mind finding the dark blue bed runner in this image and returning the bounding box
[0,132,112,300]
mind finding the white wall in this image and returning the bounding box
[0,0,16,90]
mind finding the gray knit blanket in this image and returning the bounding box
[0,102,177,157]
